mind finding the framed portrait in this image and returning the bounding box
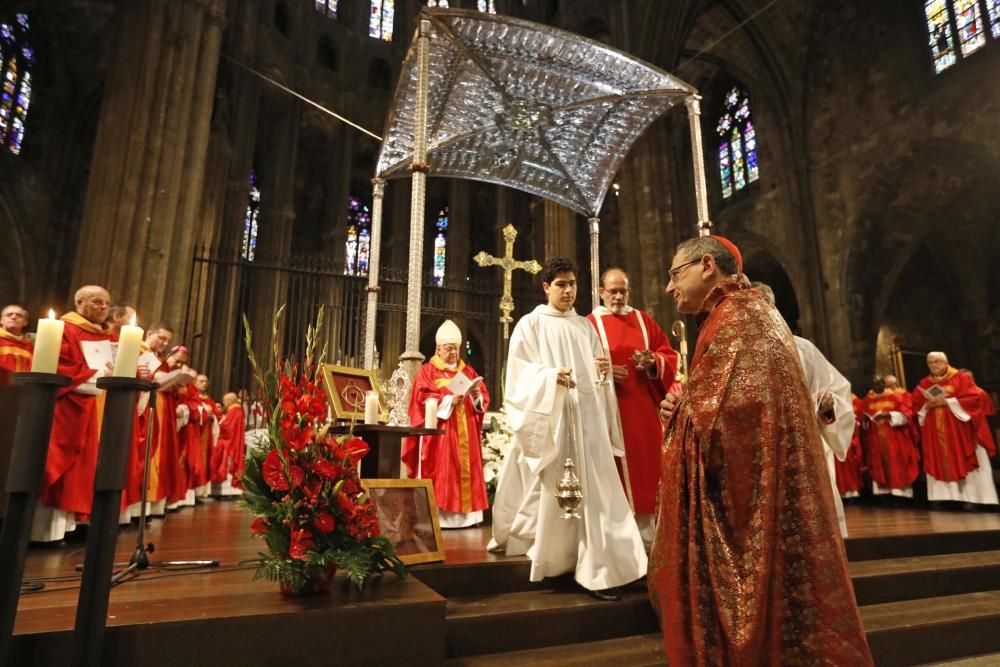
[320,364,387,422]
[362,479,445,566]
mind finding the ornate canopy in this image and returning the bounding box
[375,8,697,217]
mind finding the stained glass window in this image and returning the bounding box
[369,0,394,41]
[432,207,448,287]
[242,171,261,261]
[314,0,337,17]
[987,0,1000,38]
[478,0,496,12]
[716,87,759,200]
[925,0,998,72]
[345,196,372,275]
[0,14,33,155]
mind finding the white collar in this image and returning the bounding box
[592,305,634,317]
[535,304,577,317]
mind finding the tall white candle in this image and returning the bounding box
[30,309,64,374]
[364,391,380,424]
[680,337,688,358]
[424,397,439,429]
[114,314,144,378]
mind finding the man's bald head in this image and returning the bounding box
[223,392,239,407]
[750,281,776,306]
[599,267,630,314]
[74,285,111,325]
[883,374,899,390]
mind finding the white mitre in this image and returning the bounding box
[436,319,462,345]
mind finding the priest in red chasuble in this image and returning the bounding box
[649,236,872,666]
[0,304,33,380]
[862,376,921,499]
[404,319,490,529]
[834,394,866,499]
[32,286,114,542]
[912,352,998,506]
[586,268,676,548]
[211,391,246,492]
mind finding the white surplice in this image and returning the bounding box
[489,305,647,591]
[794,336,854,537]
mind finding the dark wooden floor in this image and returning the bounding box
[14,499,1000,636]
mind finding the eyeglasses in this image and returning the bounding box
[668,259,700,281]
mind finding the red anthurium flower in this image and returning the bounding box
[344,437,369,466]
[289,527,315,560]
[262,450,290,491]
[313,512,336,534]
[287,464,305,489]
[251,517,269,534]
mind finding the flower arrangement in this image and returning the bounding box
[482,410,514,505]
[239,307,406,593]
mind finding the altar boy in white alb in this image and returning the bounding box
[489,257,647,600]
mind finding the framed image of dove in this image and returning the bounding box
[320,364,387,423]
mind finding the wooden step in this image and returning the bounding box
[411,558,544,598]
[847,530,1000,562]
[447,632,664,666]
[445,587,658,658]
[851,550,1000,605]
[862,590,1000,667]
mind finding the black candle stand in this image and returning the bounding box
[70,375,153,667]
[0,371,72,666]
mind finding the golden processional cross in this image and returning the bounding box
[474,224,541,340]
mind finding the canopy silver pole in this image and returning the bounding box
[363,176,385,370]
[685,95,713,237]
[588,216,600,310]
[399,18,432,378]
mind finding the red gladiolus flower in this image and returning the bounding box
[262,450,290,491]
[312,460,338,480]
[287,464,305,488]
[313,512,335,534]
[289,527,314,560]
[251,517,269,534]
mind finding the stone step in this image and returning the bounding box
[447,632,664,666]
[862,590,1000,667]
[852,550,1000,606]
[847,530,1000,562]
[445,587,658,658]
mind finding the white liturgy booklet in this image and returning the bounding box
[138,351,161,372]
[446,372,482,396]
[80,340,114,371]
[920,384,948,400]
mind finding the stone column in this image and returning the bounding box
[71,0,228,328]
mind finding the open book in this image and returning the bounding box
[156,368,196,392]
[80,340,115,372]
[919,384,948,400]
[446,373,483,397]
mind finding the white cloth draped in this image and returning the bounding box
[489,305,646,591]
[794,336,853,537]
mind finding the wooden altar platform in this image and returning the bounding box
[9,502,1000,666]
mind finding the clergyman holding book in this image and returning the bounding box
[403,320,491,528]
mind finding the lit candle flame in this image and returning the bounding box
[48,308,56,319]
[129,313,137,327]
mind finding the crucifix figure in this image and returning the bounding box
[474,224,541,340]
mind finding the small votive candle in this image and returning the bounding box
[424,397,439,429]
[30,309,64,374]
[364,390,380,424]
[113,314,144,377]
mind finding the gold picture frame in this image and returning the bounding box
[320,364,387,423]
[362,478,445,566]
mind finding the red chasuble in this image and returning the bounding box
[649,278,872,666]
[586,307,677,514]
[211,403,246,485]
[834,394,866,496]
[41,313,112,515]
[862,390,921,489]
[0,328,33,380]
[970,384,997,456]
[177,385,207,490]
[403,356,490,515]
[912,368,990,481]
